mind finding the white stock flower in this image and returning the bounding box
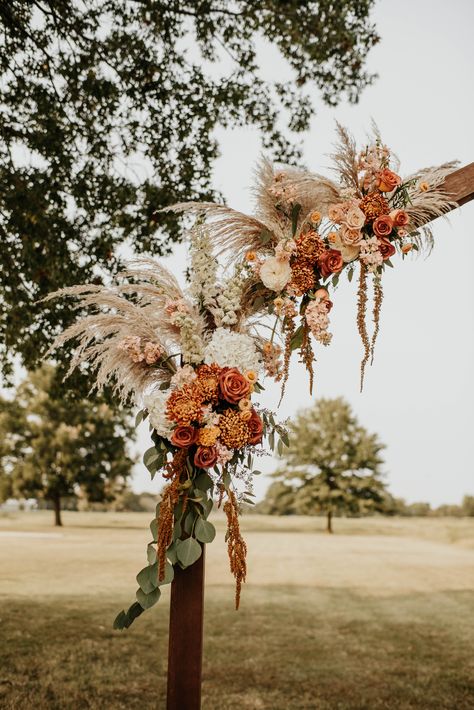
[259,257,292,292]
[204,328,261,373]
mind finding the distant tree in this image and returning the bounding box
[462,495,474,517]
[0,364,135,526]
[0,1,379,383]
[267,398,387,532]
[404,502,432,517]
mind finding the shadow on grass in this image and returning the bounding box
[1,587,473,709]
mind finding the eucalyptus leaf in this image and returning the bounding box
[166,543,178,565]
[176,537,202,567]
[194,472,214,492]
[147,543,157,566]
[136,586,161,610]
[195,518,216,543]
[150,518,158,541]
[136,562,158,594]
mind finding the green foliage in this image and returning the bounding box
[0,1,378,380]
[0,364,135,524]
[263,398,387,529]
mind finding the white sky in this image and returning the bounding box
[130,0,474,505]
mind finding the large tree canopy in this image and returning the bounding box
[263,398,387,531]
[0,364,136,525]
[0,0,378,380]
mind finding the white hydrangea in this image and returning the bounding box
[143,390,173,440]
[204,328,261,373]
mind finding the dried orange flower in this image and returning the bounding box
[419,181,429,192]
[289,258,315,296]
[245,251,257,261]
[166,384,203,425]
[240,410,252,422]
[196,363,221,403]
[310,210,321,223]
[359,192,390,223]
[295,230,325,265]
[402,243,414,254]
[197,425,221,447]
[238,398,251,411]
[219,408,250,449]
[245,370,257,383]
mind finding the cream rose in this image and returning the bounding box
[330,232,360,263]
[340,225,363,247]
[344,206,365,230]
[259,257,292,291]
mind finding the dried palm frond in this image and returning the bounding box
[42,259,202,403]
[330,123,361,195]
[162,201,273,261]
[404,161,459,254]
[253,158,340,238]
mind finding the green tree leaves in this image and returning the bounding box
[0,1,378,381]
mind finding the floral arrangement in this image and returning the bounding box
[45,125,456,629]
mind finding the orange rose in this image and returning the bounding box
[377,169,402,192]
[247,409,264,445]
[194,445,218,469]
[219,367,251,404]
[171,425,198,448]
[317,249,344,278]
[373,214,394,237]
[390,209,410,227]
[377,237,396,260]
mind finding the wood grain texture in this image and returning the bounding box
[442,162,474,207]
[167,548,205,710]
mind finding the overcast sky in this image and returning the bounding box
[131,0,474,506]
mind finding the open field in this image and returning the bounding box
[1,512,474,709]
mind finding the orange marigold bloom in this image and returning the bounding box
[359,192,390,223]
[196,363,221,403]
[219,409,250,449]
[166,384,204,425]
[197,425,221,447]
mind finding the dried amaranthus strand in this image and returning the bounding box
[279,317,296,404]
[357,263,370,392]
[156,449,188,580]
[300,325,315,395]
[223,490,247,610]
[370,276,383,365]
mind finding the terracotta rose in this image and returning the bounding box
[219,367,251,404]
[377,169,402,192]
[373,214,393,238]
[194,446,218,469]
[377,237,396,260]
[247,409,264,445]
[317,249,344,278]
[390,209,410,227]
[171,425,198,448]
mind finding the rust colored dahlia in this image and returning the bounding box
[289,258,315,296]
[295,230,325,265]
[359,192,390,223]
[196,363,221,403]
[166,383,204,425]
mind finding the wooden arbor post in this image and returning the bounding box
[164,163,474,710]
[167,546,205,710]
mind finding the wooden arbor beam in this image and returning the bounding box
[442,162,474,207]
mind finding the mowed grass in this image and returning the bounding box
[1,512,474,709]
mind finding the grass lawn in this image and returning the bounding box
[1,511,474,709]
